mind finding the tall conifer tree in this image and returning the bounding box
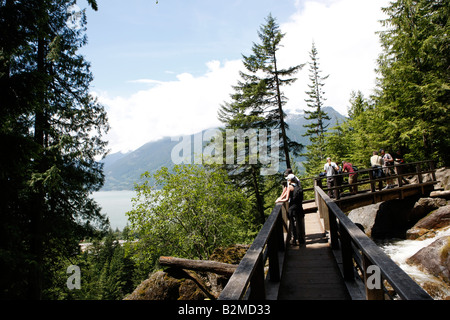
[302,42,330,174]
[241,14,304,169]
[217,14,303,224]
[0,0,109,298]
[376,0,449,165]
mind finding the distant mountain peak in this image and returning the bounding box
[100,107,346,191]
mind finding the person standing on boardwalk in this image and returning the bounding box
[342,160,358,195]
[324,157,340,198]
[394,150,409,185]
[370,151,384,190]
[380,149,395,189]
[284,168,301,188]
[276,174,305,245]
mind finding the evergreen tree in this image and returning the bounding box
[217,14,304,224]
[241,14,304,169]
[302,42,331,174]
[217,75,272,225]
[0,0,109,299]
[376,0,450,165]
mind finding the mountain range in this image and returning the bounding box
[100,107,346,191]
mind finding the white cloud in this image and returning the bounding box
[279,0,389,115]
[97,59,243,153]
[98,0,389,153]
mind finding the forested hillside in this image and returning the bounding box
[100,106,346,191]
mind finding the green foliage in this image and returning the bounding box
[302,43,331,175]
[240,14,304,167]
[217,14,303,225]
[375,0,450,165]
[125,165,253,269]
[0,1,109,299]
[46,229,139,300]
[322,0,449,168]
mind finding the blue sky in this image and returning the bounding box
[82,0,297,96]
[77,0,390,153]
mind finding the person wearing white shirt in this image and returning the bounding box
[380,149,395,189]
[324,157,339,198]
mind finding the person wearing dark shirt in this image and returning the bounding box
[342,161,358,195]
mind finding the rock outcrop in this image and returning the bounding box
[406,205,450,240]
[124,269,209,300]
[406,236,450,284]
[348,197,447,239]
[435,167,450,191]
[347,203,381,237]
[124,244,249,300]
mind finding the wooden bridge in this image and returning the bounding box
[219,160,438,300]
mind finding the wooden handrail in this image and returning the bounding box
[315,186,433,300]
[219,159,436,300]
[219,203,287,300]
[317,159,437,200]
[289,160,437,201]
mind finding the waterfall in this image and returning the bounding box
[378,227,450,300]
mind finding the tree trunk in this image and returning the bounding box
[273,54,291,169]
[251,166,266,224]
[159,256,238,277]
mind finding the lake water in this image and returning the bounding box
[92,190,136,230]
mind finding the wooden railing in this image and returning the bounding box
[219,160,437,300]
[315,160,437,201]
[315,186,432,300]
[219,203,288,300]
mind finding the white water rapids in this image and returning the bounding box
[378,227,450,299]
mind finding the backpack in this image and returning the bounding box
[352,165,358,172]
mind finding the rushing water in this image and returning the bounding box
[378,227,450,299]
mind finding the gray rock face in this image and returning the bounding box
[406,236,450,284]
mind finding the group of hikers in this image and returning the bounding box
[323,149,406,198]
[275,149,406,246]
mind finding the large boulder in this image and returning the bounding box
[348,197,448,240]
[347,203,381,237]
[406,205,450,240]
[124,269,208,300]
[409,198,447,222]
[406,236,450,285]
[435,167,450,191]
[370,197,421,239]
[124,244,249,300]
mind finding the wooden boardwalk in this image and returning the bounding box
[277,210,350,300]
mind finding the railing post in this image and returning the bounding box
[314,178,322,208]
[249,252,265,300]
[328,206,339,250]
[268,218,281,282]
[368,169,376,193]
[340,226,354,281]
[429,161,436,181]
[321,197,330,231]
[416,163,424,194]
[277,208,286,252]
[416,163,423,184]
[395,163,403,187]
[335,178,340,200]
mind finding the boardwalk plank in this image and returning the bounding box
[278,210,351,300]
